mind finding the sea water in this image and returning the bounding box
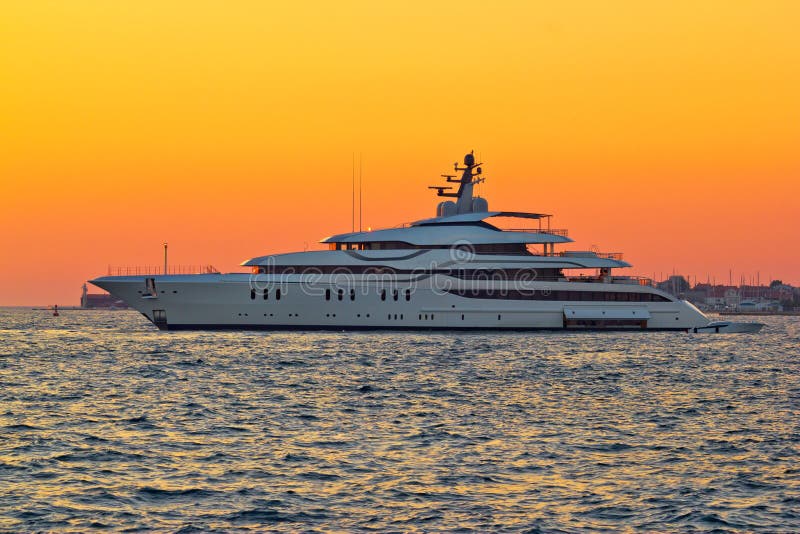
[0,309,798,532]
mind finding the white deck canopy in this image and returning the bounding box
[321,224,571,246]
[411,211,551,226]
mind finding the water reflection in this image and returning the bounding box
[0,309,797,532]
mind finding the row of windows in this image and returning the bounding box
[252,287,416,302]
[327,242,529,254]
[448,289,671,302]
[383,289,411,301]
[250,287,667,303]
[251,288,281,300]
[252,265,563,279]
[321,288,414,301]
[325,288,354,301]
[449,268,562,281]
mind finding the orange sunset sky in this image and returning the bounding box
[1,1,798,306]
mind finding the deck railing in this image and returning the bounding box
[555,251,624,260]
[566,275,654,286]
[505,228,569,237]
[107,265,220,276]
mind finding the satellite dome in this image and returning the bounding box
[471,197,489,213]
[437,201,457,217]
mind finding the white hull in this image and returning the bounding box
[92,274,710,331]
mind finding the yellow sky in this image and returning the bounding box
[1,1,799,304]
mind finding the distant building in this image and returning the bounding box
[80,283,128,309]
[657,276,798,312]
[657,275,690,297]
[738,300,783,312]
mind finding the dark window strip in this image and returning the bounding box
[448,289,671,302]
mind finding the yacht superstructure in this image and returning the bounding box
[91,152,710,331]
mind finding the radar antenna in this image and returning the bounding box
[428,150,489,215]
[428,150,486,199]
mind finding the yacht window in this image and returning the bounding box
[350,289,355,301]
[392,289,398,301]
[381,289,386,301]
[325,289,331,301]
[405,289,411,301]
[275,288,281,300]
[448,289,671,302]
[338,289,343,301]
[250,289,255,300]
[263,289,268,300]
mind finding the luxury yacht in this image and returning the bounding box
[91,152,711,331]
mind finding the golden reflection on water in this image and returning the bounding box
[0,310,797,532]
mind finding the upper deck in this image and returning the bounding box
[247,152,630,270]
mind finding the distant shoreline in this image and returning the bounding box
[717,311,800,316]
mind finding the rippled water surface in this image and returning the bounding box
[1,309,798,532]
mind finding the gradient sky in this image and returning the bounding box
[1,1,798,305]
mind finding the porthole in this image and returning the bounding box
[338,289,343,301]
[263,289,268,300]
[498,314,501,320]
[393,289,398,301]
[325,289,330,301]
[381,289,386,301]
[461,314,465,320]
[276,288,281,300]
[405,289,411,301]
[250,289,255,300]
[400,314,403,320]
[350,289,355,301]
